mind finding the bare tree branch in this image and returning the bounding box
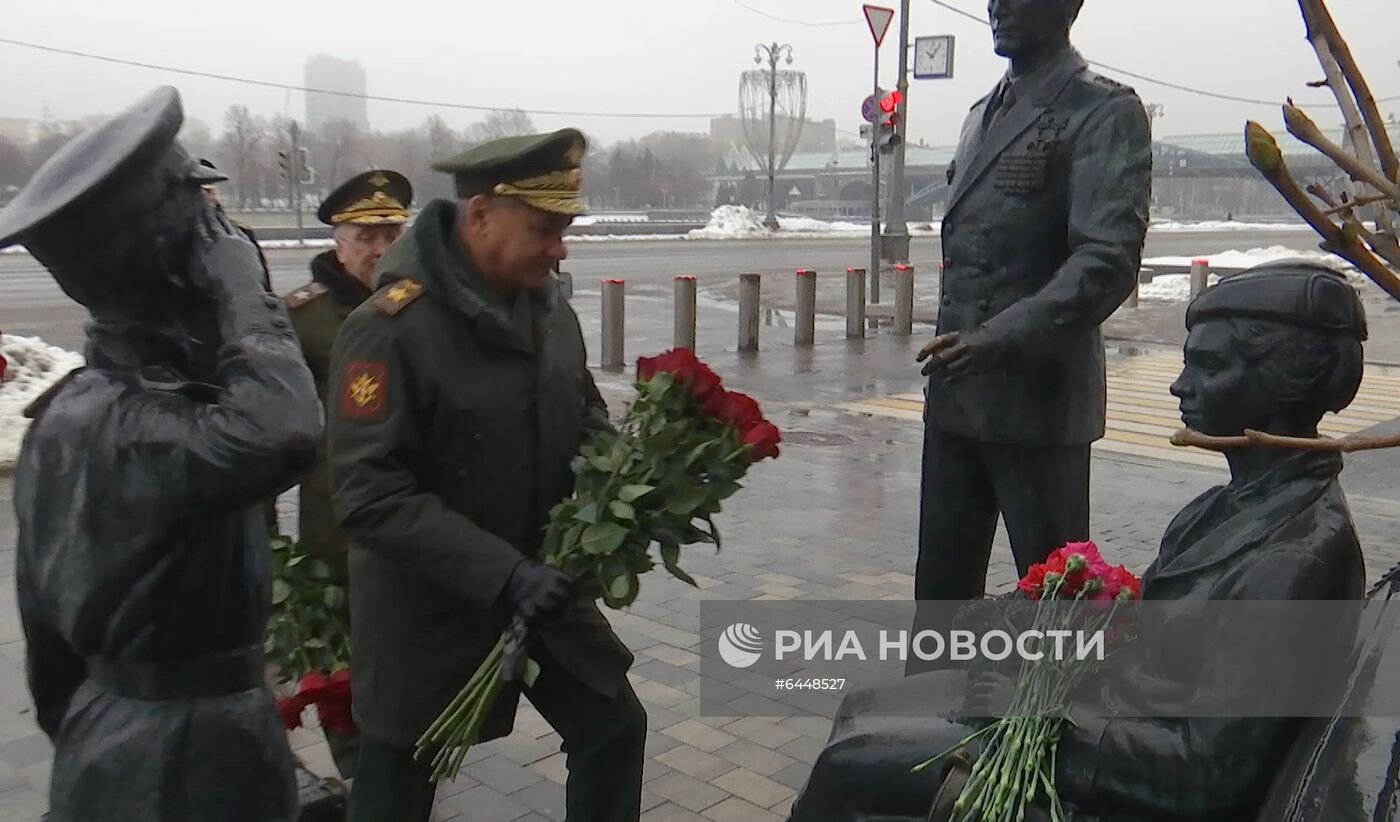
[1295,0,1395,235]
[1171,427,1400,453]
[1247,121,1400,300]
[1298,0,1399,185]
[1284,103,1400,205]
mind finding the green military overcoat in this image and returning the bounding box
[326,199,634,747]
[285,251,373,582]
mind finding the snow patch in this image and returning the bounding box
[0,335,86,471]
[1148,220,1314,232]
[1142,245,1355,274]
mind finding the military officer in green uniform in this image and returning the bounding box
[283,168,413,780]
[327,129,645,821]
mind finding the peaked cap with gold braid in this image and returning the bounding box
[431,128,587,216]
[317,169,413,226]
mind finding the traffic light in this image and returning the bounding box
[277,150,291,182]
[876,90,903,155]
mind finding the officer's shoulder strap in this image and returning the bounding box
[371,278,426,317]
[284,282,330,310]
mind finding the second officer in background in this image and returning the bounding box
[283,168,414,778]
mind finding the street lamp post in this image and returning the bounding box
[754,42,794,231]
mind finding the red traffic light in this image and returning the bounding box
[879,90,903,113]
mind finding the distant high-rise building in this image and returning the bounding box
[304,55,369,132]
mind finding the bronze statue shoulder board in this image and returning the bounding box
[23,367,86,421]
[284,282,330,310]
[372,278,426,316]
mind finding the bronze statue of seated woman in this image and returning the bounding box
[787,261,1370,821]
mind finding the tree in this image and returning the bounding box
[0,135,27,190]
[464,109,536,145]
[1246,0,1400,299]
[221,105,266,208]
[423,115,462,201]
[179,118,215,165]
[27,121,73,179]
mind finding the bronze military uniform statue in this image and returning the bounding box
[790,262,1368,820]
[0,87,320,822]
[327,129,645,821]
[283,169,413,779]
[914,0,1152,603]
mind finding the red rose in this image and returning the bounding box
[719,392,764,430]
[296,669,358,736]
[741,421,782,460]
[276,694,308,730]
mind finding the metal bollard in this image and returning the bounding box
[601,278,624,368]
[674,275,696,350]
[795,269,816,346]
[1124,271,1140,309]
[1190,259,1210,298]
[894,263,914,336]
[846,267,866,340]
[556,270,573,300]
[738,273,761,352]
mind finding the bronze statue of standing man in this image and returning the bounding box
[914,0,1152,604]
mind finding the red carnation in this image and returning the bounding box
[1017,562,1048,599]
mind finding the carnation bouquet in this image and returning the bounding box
[916,542,1142,822]
[416,349,780,780]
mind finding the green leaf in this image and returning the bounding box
[271,579,291,605]
[618,484,654,503]
[705,515,723,550]
[666,483,710,516]
[609,501,636,521]
[574,503,601,524]
[523,657,542,688]
[580,522,630,556]
[304,636,326,649]
[323,586,345,609]
[659,542,698,587]
[589,455,616,473]
[286,554,305,567]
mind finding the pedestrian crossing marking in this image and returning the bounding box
[839,353,1400,469]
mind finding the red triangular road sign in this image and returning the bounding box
[863,4,895,47]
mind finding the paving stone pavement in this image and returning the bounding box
[1,286,1399,820]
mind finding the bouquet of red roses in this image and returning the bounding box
[263,533,356,738]
[416,349,780,780]
[915,542,1142,822]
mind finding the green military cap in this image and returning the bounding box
[431,128,586,216]
[316,169,413,226]
[1186,261,1367,340]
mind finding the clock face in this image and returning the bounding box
[914,35,954,79]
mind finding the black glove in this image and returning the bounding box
[505,560,575,625]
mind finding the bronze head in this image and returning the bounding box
[0,86,232,377]
[1171,262,1366,439]
[988,0,1084,60]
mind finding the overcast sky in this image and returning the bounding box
[2,0,1397,149]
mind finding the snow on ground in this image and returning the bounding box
[1137,245,1363,302]
[0,335,85,471]
[1149,219,1313,232]
[1141,244,1349,272]
[686,205,937,240]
